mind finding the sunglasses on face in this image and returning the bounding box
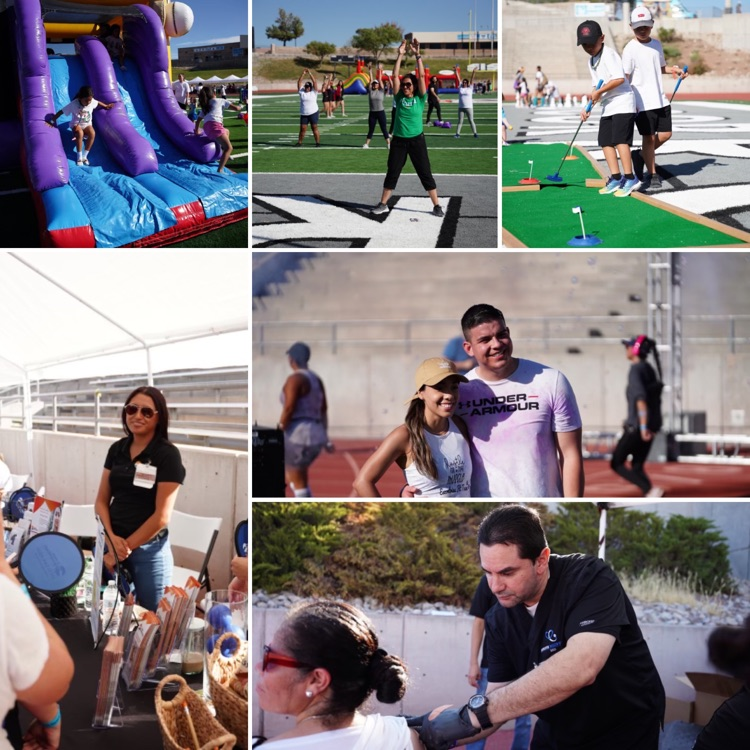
[402,82,413,88]
[124,403,158,419]
[262,645,311,671]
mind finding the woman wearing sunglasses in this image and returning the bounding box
[93,386,185,611]
[371,37,443,217]
[254,600,422,748]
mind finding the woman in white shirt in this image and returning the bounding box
[352,357,472,498]
[254,600,423,749]
[455,67,478,138]
[1,536,74,750]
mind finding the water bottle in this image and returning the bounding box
[102,580,119,635]
[83,557,94,611]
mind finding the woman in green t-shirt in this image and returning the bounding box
[371,38,444,218]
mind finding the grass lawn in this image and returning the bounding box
[252,92,498,176]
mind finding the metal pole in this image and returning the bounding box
[597,503,608,560]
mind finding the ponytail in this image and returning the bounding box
[648,338,664,382]
[404,398,437,480]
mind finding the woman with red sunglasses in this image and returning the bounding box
[93,386,185,611]
[254,600,422,748]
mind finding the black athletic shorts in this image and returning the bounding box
[300,110,319,126]
[635,105,672,136]
[598,112,635,148]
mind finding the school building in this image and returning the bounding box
[176,35,248,68]
[411,30,498,57]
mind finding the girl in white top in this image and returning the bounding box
[455,66,478,138]
[253,600,422,749]
[353,357,472,497]
[195,87,244,172]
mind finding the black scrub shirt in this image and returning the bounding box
[693,684,750,750]
[469,574,496,670]
[484,553,665,750]
[104,435,186,538]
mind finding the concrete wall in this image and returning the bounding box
[251,607,717,738]
[0,428,248,589]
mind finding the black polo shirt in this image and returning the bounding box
[469,575,496,669]
[693,684,750,749]
[484,553,665,750]
[104,435,186,538]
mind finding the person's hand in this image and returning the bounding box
[22,718,61,750]
[103,552,116,573]
[324,441,335,453]
[303,68,309,74]
[400,485,420,498]
[641,427,654,442]
[591,89,602,105]
[581,108,590,122]
[110,535,131,560]
[411,37,420,55]
[397,40,407,56]
[230,555,248,582]
[419,706,479,750]
[467,662,481,688]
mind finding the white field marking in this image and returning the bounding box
[650,184,750,214]
[229,152,249,159]
[253,172,497,177]
[252,194,447,247]
[342,451,360,476]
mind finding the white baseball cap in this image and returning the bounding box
[631,6,654,27]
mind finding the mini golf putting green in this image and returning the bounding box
[502,143,750,248]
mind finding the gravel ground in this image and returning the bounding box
[253,579,750,626]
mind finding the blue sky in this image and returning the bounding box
[251,0,497,48]
[169,0,249,59]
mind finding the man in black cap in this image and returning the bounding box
[277,342,331,497]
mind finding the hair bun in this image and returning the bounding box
[368,649,408,704]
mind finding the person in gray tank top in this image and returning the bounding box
[278,342,331,497]
[363,63,391,149]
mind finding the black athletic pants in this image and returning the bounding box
[610,426,653,494]
[367,111,389,140]
[426,98,442,122]
[383,134,437,192]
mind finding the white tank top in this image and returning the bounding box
[403,419,472,497]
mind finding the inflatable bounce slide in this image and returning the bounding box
[5,0,247,246]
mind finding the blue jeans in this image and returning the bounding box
[466,668,532,750]
[122,533,173,612]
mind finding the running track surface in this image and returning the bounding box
[297,439,750,498]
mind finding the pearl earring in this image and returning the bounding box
[305,690,313,698]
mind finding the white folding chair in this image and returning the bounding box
[168,509,222,592]
[58,503,98,538]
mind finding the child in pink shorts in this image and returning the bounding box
[194,87,244,172]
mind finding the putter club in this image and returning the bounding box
[547,79,603,182]
[669,65,689,104]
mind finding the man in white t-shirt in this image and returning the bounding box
[171,73,190,110]
[577,19,640,197]
[622,6,688,191]
[295,68,321,147]
[455,304,583,498]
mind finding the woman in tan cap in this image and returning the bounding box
[353,357,472,497]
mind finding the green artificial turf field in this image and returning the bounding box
[502,143,750,248]
[252,93,498,176]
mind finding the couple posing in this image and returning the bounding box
[353,304,584,498]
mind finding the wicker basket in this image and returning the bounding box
[208,632,248,750]
[155,674,236,750]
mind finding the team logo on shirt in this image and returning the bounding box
[541,627,562,656]
[457,393,540,416]
[580,619,595,626]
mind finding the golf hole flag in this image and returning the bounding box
[572,206,582,214]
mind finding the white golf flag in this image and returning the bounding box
[572,206,582,214]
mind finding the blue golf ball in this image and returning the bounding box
[207,604,231,629]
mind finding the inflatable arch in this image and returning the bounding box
[4,0,247,247]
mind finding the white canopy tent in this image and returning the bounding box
[0,251,249,480]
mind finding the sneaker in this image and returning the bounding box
[645,487,665,498]
[362,144,369,149]
[598,177,621,195]
[454,134,460,139]
[638,174,651,192]
[370,202,389,215]
[432,204,444,217]
[83,157,89,165]
[473,133,479,138]
[649,173,663,190]
[315,143,320,147]
[631,149,645,180]
[614,176,642,197]
[76,157,83,166]
[342,114,347,117]
[293,142,302,147]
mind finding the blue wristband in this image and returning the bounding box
[40,707,61,728]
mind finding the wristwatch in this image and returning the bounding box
[466,694,493,730]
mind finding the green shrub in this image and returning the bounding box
[548,504,733,594]
[662,45,682,62]
[251,502,348,592]
[689,51,710,75]
[658,28,679,43]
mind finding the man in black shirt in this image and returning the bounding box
[419,504,665,750]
